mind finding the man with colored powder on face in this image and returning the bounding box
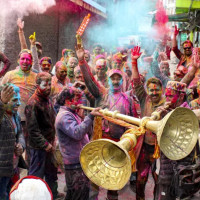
[40,57,53,75]
[76,45,139,200]
[131,46,165,200]
[51,61,70,104]
[150,49,197,89]
[17,19,43,73]
[67,57,78,83]
[1,50,37,160]
[25,72,63,200]
[94,58,109,88]
[55,87,101,200]
[0,84,25,200]
[154,81,199,200]
[111,53,129,92]
[172,25,193,68]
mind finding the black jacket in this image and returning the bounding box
[25,89,56,149]
[0,101,25,177]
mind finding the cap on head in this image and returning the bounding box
[108,69,123,78]
[9,175,53,200]
[166,81,186,93]
[96,59,106,66]
[40,57,52,65]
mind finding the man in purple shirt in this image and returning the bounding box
[55,87,101,200]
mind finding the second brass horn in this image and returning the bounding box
[80,106,199,190]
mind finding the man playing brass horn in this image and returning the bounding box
[154,81,200,200]
[76,45,139,200]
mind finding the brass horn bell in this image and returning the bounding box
[80,107,199,190]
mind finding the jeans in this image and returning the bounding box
[28,148,58,199]
[0,177,11,200]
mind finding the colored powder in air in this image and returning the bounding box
[153,0,169,40]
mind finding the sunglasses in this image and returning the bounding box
[184,47,191,50]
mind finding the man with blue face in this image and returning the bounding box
[0,83,25,200]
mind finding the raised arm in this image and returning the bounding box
[76,47,106,98]
[0,85,14,123]
[17,18,28,50]
[29,32,40,73]
[131,46,147,108]
[181,50,199,85]
[0,52,11,77]
[172,25,182,60]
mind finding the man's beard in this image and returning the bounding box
[111,84,122,93]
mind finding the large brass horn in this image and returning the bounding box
[79,106,199,190]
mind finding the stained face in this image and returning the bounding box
[84,53,90,62]
[6,92,21,114]
[94,47,102,55]
[65,87,82,110]
[160,63,169,76]
[68,58,78,76]
[19,53,32,72]
[96,65,106,78]
[38,79,51,96]
[165,88,180,107]
[110,74,122,89]
[75,72,84,82]
[56,64,67,81]
[147,83,162,103]
[125,64,132,76]
[112,60,123,70]
[41,62,51,73]
[183,43,192,56]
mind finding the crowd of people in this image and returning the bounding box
[0,18,200,200]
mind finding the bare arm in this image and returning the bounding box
[181,51,200,85]
[0,52,11,77]
[29,32,40,73]
[17,18,28,50]
[172,25,182,60]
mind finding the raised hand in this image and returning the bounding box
[17,18,24,31]
[131,46,142,60]
[174,25,179,37]
[29,32,36,45]
[0,85,14,104]
[75,46,85,61]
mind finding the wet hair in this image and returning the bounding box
[146,77,162,88]
[36,72,52,85]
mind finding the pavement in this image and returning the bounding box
[21,169,200,200]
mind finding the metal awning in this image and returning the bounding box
[69,0,107,18]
